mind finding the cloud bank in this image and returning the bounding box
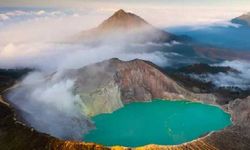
[209,60,250,89]
[1,7,176,140]
[190,60,250,90]
[0,8,178,71]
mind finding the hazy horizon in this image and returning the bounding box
[1,0,250,27]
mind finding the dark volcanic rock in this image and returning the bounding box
[193,46,250,61]
[176,63,239,74]
[0,68,32,92]
[205,96,250,150]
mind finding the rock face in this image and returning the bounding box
[232,12,250,26]
[228,96,250,128]
[111,59,217,104]
[64,58,218,117]
[66,62,123,116]
[76,9,180,43]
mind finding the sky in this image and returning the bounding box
[0,0,250,7]
[0,0,250,27]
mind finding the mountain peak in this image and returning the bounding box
[97,9,149,31]
[113,9,127,16]
[77,9,180,43]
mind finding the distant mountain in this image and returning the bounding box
[94,9,150,32]
[76,9,187,43]
[232,12,250,26]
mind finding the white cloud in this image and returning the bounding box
[0,13,9,21]
[190,60,250,90]
[0,7,177,71]
[36,10,46,15]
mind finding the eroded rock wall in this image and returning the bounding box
[68,58,217,117]
[67,60,123,116]
[111,59,217,104]
[77,80,123,116]
[228,96,250,127]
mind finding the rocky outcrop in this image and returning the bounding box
[228,96,250,128]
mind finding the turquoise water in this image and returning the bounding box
[84,100,231,147]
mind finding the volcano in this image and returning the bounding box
[76,9,183,43]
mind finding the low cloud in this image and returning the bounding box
[210,60,250,89]
[8,72,92,140]
[0,8,175,71]
[2,7,175,140]
[190,60,250,90]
